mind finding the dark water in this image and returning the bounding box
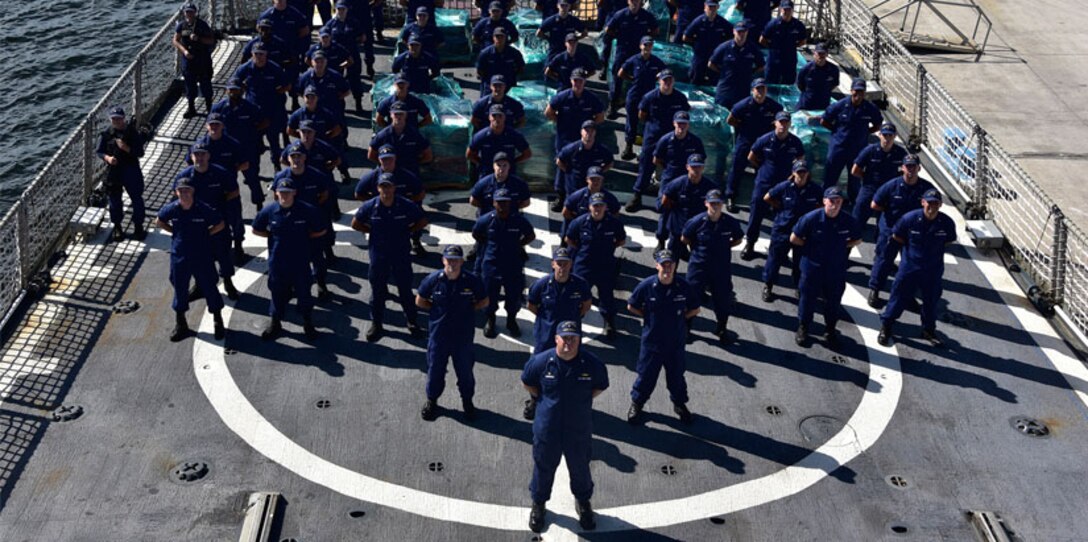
[0,0,180,203]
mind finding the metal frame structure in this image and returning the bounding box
[870,0,991,60]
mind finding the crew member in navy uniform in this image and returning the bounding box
[820,78,882,194]
[273,144,336,301]
[877,189,956,347]
[658,153,719,254]
[565,191,626,339]
[790,187,862,347]
[708,20,765,110]
[796,42,839,110]
[470,152,532,220]
[232,42,291,171]
[368,102,433,177]
[867,153,935,308]
[537,2,586,60]
[156,179,226,342]
[543,33,597,91]
[652,111,706,193]
[735,0,774,39]
[626,249,701,425]
[96,106,147,242]
[545,68,605,210]
[473,2,520,45]
[630,70,691,211]
[212,78,267,212]
[417,245,489,421]
[615,36,666,157]
[471,75,527,130]
[850,122,907,228]
[356,145,428,255]
[323,3,368,111]
[399,8,445,57]
[740,110,805,259]
[472,188,536,339]
[173,2,216,119]
[467,106,532,180]
[560,164,619,241]
[669,0,704,44]
[351,173,428,342]
[759,0,807,84]
[251,178,327,341]
[176,143,241,301]
[191,113,250,263]
[475,27,526,94]
[522,320,609,533]
[681,189,744,342]
[375,74,433,129]
[601,0,659,110]
[761,159,822,302]
[682,0,733,86]
[392,34,441,94]
[724,78,781,213]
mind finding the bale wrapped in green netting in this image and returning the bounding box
[419,95,473,187]
[675,83,733,183]
[767,83,801,112]
[647,0,672,42]
[508,7,542,30]
[790,109,830,183]
[510,8,550,80]
[371,74,464,113]
[396,9,473,66]
[507,82,558,188]
[654,42,695,83]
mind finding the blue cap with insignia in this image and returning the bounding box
[442,245,464,259]
[493,188,512,201]
[557,320,581,337]
[552,246,572,261]
[922,188,942,202]
[654,249,676,263]
[824,186,844,199]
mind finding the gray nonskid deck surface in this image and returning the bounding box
[1,30,1087,542]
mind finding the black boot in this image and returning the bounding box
[921,328,944,347]
[132,223,147,241]
[366,63,375,78]
[506,316,521,337]
[366,321,383,342]
[355,95,364,113]
[726,197,738,214]
[825,327,840,349]
[183,101,198,118]
[624,194,643,213]
[575,499,596,530]
[169,311,190,342]
[110,225,125,242]
[232,241,246,265]
[303,315,318,340]
[529,501,546,533]
[523,396,537,420]
[867,289,881,308]
[316,280,331,302]
[674,403,693,424]
[483,314,497,338]
[412,237,427,256]
[204,98,213,114]
[795,324,808,347]
[550,194,565,213]
[878,323,893,346]
[621,143,636,160]
[627,402,644,424]
[212,310,225,340]
[462,397,478,421]
[261,317,283,341]
[739,242,756,261]
[406,319,424,338]
[421,399,438,421]
[188,283,205,302]
[223,277,239,301]
[603,315,616,340]
[762,282,774,302]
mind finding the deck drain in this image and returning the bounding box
[112,300,140,314]
[172,461,209,482]
[659,464,677,476]
[886,475,909,489]
[52,404,84,422]
[530,536,544,542]
[428,461,444,472]
[708,517,726,525]
[830,354,848,365]
[889,524,909,535]
[348,510,366,518]
[1011,417,1050,437]
[765,405,783,416]
[315,399,332,409]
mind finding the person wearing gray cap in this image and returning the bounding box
[521,320,609,533]
[375,75,434,129]
[472,75,528,130]
[473,188,536,338]
[544,31,597,91]
[742,109,806,259]
[473,1,520,45]
[681,189,745,342]
[682,0,733,85]
[708,19,766,109]
[416,245,489,422]
[476,26,527,94]
[96,106,148,242]
[796,42,839,110]
[615,36,666,154]
[878,189,956,347]
[537,2,587,59]
[868,154,935,308]
[759,0,807,85]
[724,78,782,213]
[565,190,626,339]
[156,178,227,343]
[546,68,605,210]
[850,122,908,227]
[653,110,707,189]
[627,249,701,424]
[820,77,883,194]
[352,173,429,342]
[790,187,862,348]
[399,8,445,56]
[173,2,216,119]
[762,159,822,302]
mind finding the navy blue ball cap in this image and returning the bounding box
[287,142,305,155]
[557,320,581,337]
[390,101,408,113]
[175,176,195,190]
[416,6,430,15]
[206,112,224,124]
[922,188,943,202]
[226,77,243,90]
[571,68,588,80]
[394,71,410,84]
[190,142,210,154]
[654,249,676,264]
[303,85,319,96]
[879,121,897,135]
[378,145,396,158]
[489,1,503,10]
[493,27,507,37]
[640,35,654,46]
[298,119,316,131]
[586,166,605,179]
[673,110,691,123]
[552,246,572,261]
[814,42,829,53]
[558,0,572,6]
[792,160,809,172]
[311,49,327,60]
[377,172,396,186]
[442,244,464,259]
[276,178,297,192]
[735,19,751,31]
[775,110,792,122]
[780,0,794,9]
[851,78,867,91]
[335,0,350,8]
[565,32,578,41]
[824,186,844,199]
[581,119,597,129]
[705,0,719,6]
[705,189,724,203]
[257,18,273,28]
[488,104,506,116]
[492,151,511,163]
[318,27,331,37]
[251,42,268,53]
[407,33,422,44]
[182,2,198,13]
[490,74,507,86]
[589,191,608,205]
[657,69,675,80]
[108,106,125,118]
[903,153,920,166]
[687,153,706,166]
[493,187,512,201]
[751,77,767,88]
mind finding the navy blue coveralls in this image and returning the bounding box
[568,212,626,320]
[96,122,147,230]
[795,59,839,111]
[399,21,445,57]
[852,143,907,227]
[476,44,527,94]
[391,50,441,93]
[469,173,531,272]
[683,14,733,85]
[252,199,324,318]
[468,126,530,179]
[868,175,935,294]
[792,207,861,331]
[471,94,526,130]
[233,59,290,165]
[745,130,805,243]
[298,67,352,122]
[549,89,605,191]
[190,134,247,243]
[762,178,822,286]
[561,186,620,239]
[634,89,691,195]
[369,124,431,177]
[761,16,807,84]
[272,167,335,284]
[473,210,535,319]
[628,275,698,406]
[683,211,744,323]
[158,200,225,314]
[604,8,659,105]
[619,52,667,144]
[418,268,487,401]
[354,195,424,326]
[545,49,597,90]
[539,13,586,59]
[176,16,215,106]
[473,17,520,45]
[821,96,882,194]
[653,131,706,192]
[175,164,238,280]
[527,275,592,353]
[377,93,432,128]
[556,140,615,197]
[725,95,782,199]
[880,208,956,332]
[323,14,370,99]
[671,0,703,43]
[212,95,265,206]
[659,174,719,248]
[709,39,765,108]
[522,349,609,503]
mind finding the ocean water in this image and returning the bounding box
[0,0,180,203]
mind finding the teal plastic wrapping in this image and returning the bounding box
[370,74,464,113]
[675,83,733,183]
[767,83,801,112]
[654,42,695,83]
[396,8,473,66]
[419,95,473,186]
[646,0,672,41]
[510,8,549,81]
[506,82,558,187]
[789,109,830,183]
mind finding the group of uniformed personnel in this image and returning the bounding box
[100,0,967,533]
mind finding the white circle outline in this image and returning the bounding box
[194,254,902,536]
